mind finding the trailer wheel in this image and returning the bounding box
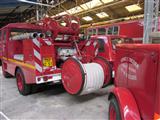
[2,62,12,78]
[109,97,121,120]
[0,59,2,66]
[16,69,31,95]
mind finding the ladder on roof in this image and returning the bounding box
[143,0,160,43]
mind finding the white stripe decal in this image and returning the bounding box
[93,41,97,47]
[33,49,41,60]
[64,35,70,40]
[35,62,42,72]
[45,41,52,45]
[33,38,40,48]
[95,48,98,56]
[55,37,63,41]
[86,41,91,46]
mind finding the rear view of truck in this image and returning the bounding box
[0,23,61,95]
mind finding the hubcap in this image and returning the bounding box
[109,105,116,120]
[16,73,23,91]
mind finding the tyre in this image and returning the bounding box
[16,68,32,95]
[109,97,121,120]
[2,62,12,78]
[0,59,2,66]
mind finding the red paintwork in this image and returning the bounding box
[109,87,141,120]
[41,15,80,40]
[87,18,160,42]
[87,19,144,40]
[0,23,62,85]
[111,44,160,120]
[62,58,84,95]
[0,15,81,88]
[81,35,137,71]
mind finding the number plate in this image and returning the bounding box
[43,57,53,67]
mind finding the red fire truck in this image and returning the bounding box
[108,32,160,120]
[0,15,114,96]
[86,18,160,42]
[0,23,64,95]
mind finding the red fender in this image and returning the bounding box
[108,87,141,120]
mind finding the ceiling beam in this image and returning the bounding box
[1,6,20,23]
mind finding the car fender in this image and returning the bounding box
[108,87,141,120]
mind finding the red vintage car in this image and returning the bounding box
[108,37,160,120]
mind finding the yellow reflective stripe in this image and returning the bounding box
[2,57,35,70]
[2,57,7,60]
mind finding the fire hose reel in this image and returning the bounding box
[62,57,112,95]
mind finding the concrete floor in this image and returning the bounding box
[0,67,112,120]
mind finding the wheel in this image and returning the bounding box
[16,68,31,95]
[109,97,121,120]
[2,62,12,78]
[0,59,2,66]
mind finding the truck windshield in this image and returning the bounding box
[111,38,133,49]
[10,28,42,41]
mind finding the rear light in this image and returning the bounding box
[38,78,41,81]
[43,76,48,81]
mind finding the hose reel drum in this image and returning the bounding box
[62,57,112,95]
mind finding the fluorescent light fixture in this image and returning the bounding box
[45,14,49,17]
[67,6,83,14]
[125,4,142,12]
[101,0,114,4]
[96,12,109,18]
[18,0,53,7]
[51,15,55,18]
[124,14,144,20]
[80,3,89,10]
[57,11,67,16]
[81,0,102,10]
[82,16,93,21]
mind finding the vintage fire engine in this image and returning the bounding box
[108,32,160,120]
[40,15,114,95]
[0,15,113,95]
